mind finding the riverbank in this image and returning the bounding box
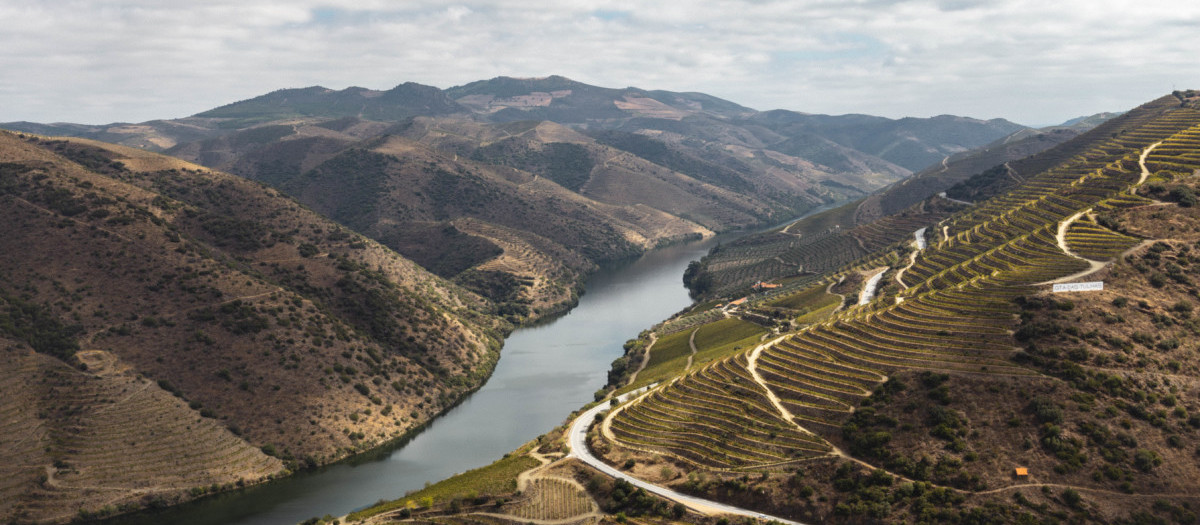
[99,230,731,525]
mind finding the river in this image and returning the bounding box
[105,234,727,525]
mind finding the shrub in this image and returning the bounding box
[1134,449,1163,472]
[1170,187,1198,207]
[1061,488,1082,508]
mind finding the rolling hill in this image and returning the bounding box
[591,91,1200,523]
[333,90,1200,525]
[0,130,506,523]
[342,91,1200,525]
[4,77,1034,322]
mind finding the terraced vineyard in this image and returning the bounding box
[604,96,1200,473]
[0,347,282,522]
[693,203,960,297]
[1064,216,1140,261]
[505,478,597,521]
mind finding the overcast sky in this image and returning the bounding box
[2,0,1197,126]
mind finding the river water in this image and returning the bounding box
[107,234,725,525]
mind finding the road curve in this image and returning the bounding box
[566,387,810,525]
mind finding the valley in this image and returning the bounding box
[4,79,1199,525]
[335,91,1200,525]
[4,76,1029,327]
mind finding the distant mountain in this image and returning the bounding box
[447,75,756,122]
[197,83,467,124]
[2,76,1035,319]
[744,110,1028,172]
[1058,111,1123,129]
[0,131,505,522]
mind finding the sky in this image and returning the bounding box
[2,0,1198,126]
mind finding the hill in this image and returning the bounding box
[341,91,1200,525]
[685,115,1117,297]
[590,91,1200,523]
[0,131,506,523]
[2,77,1033,321]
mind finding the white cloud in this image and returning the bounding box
[1,0,1197,125]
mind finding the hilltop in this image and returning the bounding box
[339,91,1200,525]
[0,131,506,523]
[4,76,1030,322]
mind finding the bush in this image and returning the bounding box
[1134,449,1163,472]
[1170,187,1198,207]
[1061,488,1082,508]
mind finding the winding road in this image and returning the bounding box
[1039,141,1163,285]
[566,386,809,525]
[558,141,1182,525]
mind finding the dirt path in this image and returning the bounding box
[826,276,847,313]
[685,328,700,371]
[624,333,657,386]
[895,251,918,291]
[1003,161,1023,183]
[1134,141,1165,192]
[937,192,973,206]
[895,228,927,290]
[975,482,1198,498]
[744,336,819,437]
[467,511,606,525]
[1041,141,1164,286]
[561,139,1188,521]
[742,337,950,484]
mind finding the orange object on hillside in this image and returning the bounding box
[1014,467,1028,477]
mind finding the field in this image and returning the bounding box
[766,281,842,315]
[347,452,541,521]
[624,318,768,393]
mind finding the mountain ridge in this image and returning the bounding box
[1,77,1041,325]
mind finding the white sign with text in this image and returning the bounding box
[1052,281,1104,293]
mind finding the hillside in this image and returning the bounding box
[2,77,1034,321]
[591,92,1200,523]
[341,91,1200,525]
[685,116,1114,298]
[0,131,506,523]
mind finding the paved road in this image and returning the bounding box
[858,270,885,305]
[565,387,810,525]
[912,227,928,250]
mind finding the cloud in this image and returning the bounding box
[1,0,1197,125]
